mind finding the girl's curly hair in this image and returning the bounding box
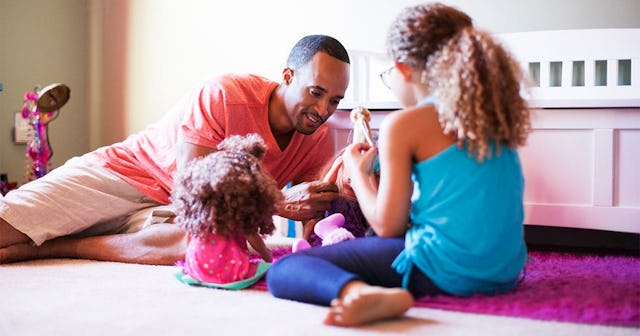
[172,134,283,239]
[387,3,531,161]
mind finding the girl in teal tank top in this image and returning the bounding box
[267,2,532,327]
[394,140,527,296]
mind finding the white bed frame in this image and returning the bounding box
[330,29,640,234]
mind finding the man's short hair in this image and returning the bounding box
[286,35,350,70]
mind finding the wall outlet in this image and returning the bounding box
[14,112,33,144]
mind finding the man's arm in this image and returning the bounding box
[278,127,339,221]
[176,140,216,171]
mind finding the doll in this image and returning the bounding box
[349,106,376,148]
[296,107,378,251]
[323,107,377,200]
[173,134,283,289]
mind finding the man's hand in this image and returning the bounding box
[279,181,339,221]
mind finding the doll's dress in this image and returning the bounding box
[175,231,269,290]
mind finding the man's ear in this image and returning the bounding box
[282,67,294,85]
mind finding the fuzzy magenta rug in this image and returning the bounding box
[254,249,640,327]
[415,251,640,327]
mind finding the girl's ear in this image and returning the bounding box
[394,61,414,83]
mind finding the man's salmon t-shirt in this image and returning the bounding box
[90,74,334,204]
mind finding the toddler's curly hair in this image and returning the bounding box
[172,134,283,239]
[387,2,531,161]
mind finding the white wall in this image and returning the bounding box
[118,0,640,134]
[0,0,88,186]
[122,0,422,135]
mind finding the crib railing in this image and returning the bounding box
[497,29,640,108]
[338,29,640,109]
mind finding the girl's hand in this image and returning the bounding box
[342,143,377,179]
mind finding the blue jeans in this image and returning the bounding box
[266,236,443,306]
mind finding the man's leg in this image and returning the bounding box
[0,222,187,265]
[0,154,187,265]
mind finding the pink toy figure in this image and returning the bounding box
[21,84,70,181]
[22,90,54,180]
[292,213,356,252]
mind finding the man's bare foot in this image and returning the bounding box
[0,243,41,264]
[0,236,80,264]
[323,286,414,327]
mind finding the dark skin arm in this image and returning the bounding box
[179,140,338,221]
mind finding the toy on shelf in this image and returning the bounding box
[21,83,70,181]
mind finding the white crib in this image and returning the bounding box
[330,29,640,234]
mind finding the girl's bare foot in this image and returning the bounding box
[323,286,414,327]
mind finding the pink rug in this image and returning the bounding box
[415,251,640,327]
[254,249,640,327]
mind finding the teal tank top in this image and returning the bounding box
[392,130,527,296]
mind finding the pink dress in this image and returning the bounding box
[182,231,258,284]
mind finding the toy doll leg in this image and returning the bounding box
[314,213,355,246]
[314,213,345,236]
[291,238,312,252]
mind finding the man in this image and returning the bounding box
[0,34,350,265]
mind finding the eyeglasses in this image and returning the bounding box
[379,65,394,89]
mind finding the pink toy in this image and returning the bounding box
[292,213,356,252]
[22,83,70,181]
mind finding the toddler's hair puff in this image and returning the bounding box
[172,134,283,239]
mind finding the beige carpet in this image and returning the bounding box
[1,258,636,336]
